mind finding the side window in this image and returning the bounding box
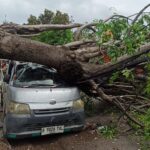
[8,62,14,76]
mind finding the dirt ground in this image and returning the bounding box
[0,113,141,150]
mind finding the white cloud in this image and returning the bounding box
[0,0,149,24]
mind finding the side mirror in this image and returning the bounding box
[3,74,10,83]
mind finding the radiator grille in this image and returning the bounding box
[33,107,70,115]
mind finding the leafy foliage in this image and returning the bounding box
[91,14,150,98]
[32,29,73,45]
[97,125,117,139]
[81,14,149,63]
[28,9,73,45]
[109,71,120,83]
[27,9,71,25]
[142,109,150,140]
[122,68,134,80]
[144,78,150,97]
[38,9,54,24]
[27,15,40,25]
[121,109,150,150]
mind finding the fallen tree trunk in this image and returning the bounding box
[0,30,69,68]
[0,23,82,34]
[0,29,150,84]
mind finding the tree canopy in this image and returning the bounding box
[27,9,71,25]
[27,9,73,45]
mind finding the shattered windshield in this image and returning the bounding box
[13,66,63,87]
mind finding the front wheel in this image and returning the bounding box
[72,126,84,133]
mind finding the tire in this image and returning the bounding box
[73,126,84,133]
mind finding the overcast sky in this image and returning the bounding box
[0,0,149,24]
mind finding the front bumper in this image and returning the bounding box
[4,109,85,139]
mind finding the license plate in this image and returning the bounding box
[41,126,64,135]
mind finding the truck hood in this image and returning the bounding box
[9,86,80,104]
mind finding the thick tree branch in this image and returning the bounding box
[0,30,69,68]
[74,15,131,41]
[131,3,150,24]
[89,80,144,127]
[0,23,82,34]
[64,40,96,48]
[80,43,150,81]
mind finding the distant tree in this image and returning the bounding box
[27,9,71,25]
[27,9,73,45]
[52,11,70,24]
[38,9,54,24]
[27,15,40,25]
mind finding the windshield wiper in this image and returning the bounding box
[28,83,55,87]
[14,82,59,88]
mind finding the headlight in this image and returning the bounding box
[8,101,30,114]
[73,99,84,109]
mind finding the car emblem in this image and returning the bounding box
[49,100,56,105]
[51,117,55,123]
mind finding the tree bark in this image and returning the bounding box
[0,30,71,67]
[0,23,82,34]
[0,30,85,83]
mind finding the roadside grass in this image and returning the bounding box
[97,124,118,139]
[129,109,150,150]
